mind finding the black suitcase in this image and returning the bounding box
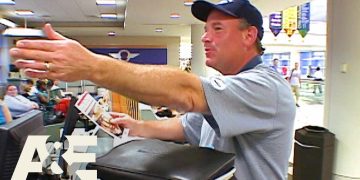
[87,139,235,180]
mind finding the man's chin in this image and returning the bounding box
[205,60,212,68]
[206,62,218,70]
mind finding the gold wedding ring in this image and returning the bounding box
[44,62,50,71]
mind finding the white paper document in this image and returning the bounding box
[75,92,143,146]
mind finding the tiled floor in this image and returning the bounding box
[288,86,325,179]
[294,91,324,129]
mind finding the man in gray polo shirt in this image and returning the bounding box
[11,0,295,179]
[181,1,295,178]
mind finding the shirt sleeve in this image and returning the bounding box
[0,106,5,125]
[200,71,278,137]
[181,113,204,145]
[4,96,33,112]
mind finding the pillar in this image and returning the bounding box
[0,36,9,97]
[325,0,360,179]
[191,24,206,76]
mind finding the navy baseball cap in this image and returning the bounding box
[191,0,264,40]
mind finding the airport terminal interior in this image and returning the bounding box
[0,0,359,179]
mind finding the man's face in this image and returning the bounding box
[201,10,247,74]
[273,60,279,66]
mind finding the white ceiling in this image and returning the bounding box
[0,0,324,41]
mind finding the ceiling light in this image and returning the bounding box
[155,28,163,33]
[96,0,116,5]
[184,0,193,6]
[0,18,17,28]
[2,28,45,37]
[170,13,181,19]
[0,0,15,5]
[108,31,116,36]
[15,10,34,16]
[100,13,117,19]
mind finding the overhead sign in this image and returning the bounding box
[269,12,282,37]
[282,6,298,38]
[297,2,311,38]
[90,48,167,65]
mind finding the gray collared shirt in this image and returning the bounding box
[181,56,295,180]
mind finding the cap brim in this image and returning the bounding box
[192,0,237,22]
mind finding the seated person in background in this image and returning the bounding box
[51,80,62,91]
[22,79,38,97]
[20,84,31,98]
[20,79,40,103]
[48,79,71,116]
[52,80,74,97]
[0,99,12,125]
[48,80,64,99]
[51,79,59,89]
[36,80,51,105]
[4,84,39,118]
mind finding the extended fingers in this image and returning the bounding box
[15,60,48,70]
[12,23,66,52]
[22,68,49,79]
[110,112,133,124]
[15,39,64,52]
[10,48,52,62]
[19,66,61,80]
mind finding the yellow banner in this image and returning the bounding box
[282,6,298,37]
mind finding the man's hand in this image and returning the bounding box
[10,23,99,82]
[31,103,39,109]
[109,112,144,137]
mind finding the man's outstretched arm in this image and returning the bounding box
[11,24,209,113]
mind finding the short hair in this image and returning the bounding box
[47,79,54,87]
[238,19,265,55]
[36,80,47,89]
[25,79,34,85]
[6,84,17,91]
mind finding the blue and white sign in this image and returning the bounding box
[90,48,167,65]
[297,2,311,38]
[269,12,282,37]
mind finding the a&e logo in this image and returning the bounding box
[12,135,97,180]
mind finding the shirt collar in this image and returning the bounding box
[239,55,262,73]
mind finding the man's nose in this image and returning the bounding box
[201,32,210,43]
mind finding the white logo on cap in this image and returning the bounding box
[210,76,227,91]
[218,0,234,5]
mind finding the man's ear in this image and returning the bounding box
[242,26,258,46]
